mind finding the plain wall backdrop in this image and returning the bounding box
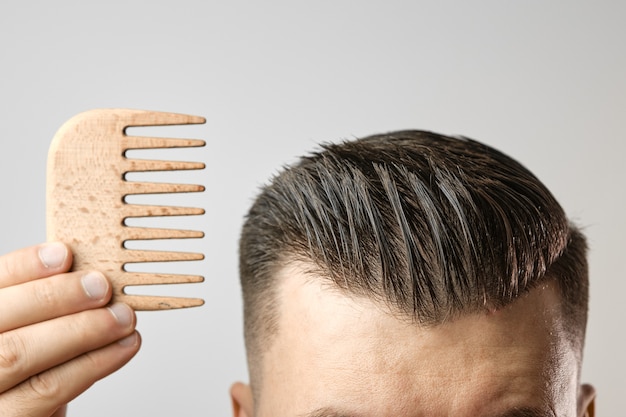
[1,1,624,415]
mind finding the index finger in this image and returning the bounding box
[0,243,73,289]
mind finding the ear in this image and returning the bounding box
[577,384,596,417]
[230,382,254,417]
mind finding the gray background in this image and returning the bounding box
[1,1,624,415]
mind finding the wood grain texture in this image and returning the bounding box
[46,109,206,310]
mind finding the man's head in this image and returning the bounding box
[233,131,594,417]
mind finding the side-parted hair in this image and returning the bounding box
[239,130,588,385]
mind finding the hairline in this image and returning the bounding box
[248,249,585,403]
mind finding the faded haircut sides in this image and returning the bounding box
[238,130,589,387]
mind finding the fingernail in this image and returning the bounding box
[81,272,108,301]
[108,303,134,327]
[118,332,139,347]
[38,242,68,268]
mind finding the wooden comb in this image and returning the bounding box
[46,109,206,310]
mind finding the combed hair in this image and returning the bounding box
[239,130,589,383]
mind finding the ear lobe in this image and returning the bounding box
[230,382,254,417]
[577,384,596,417]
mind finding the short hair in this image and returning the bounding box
[239,130,589,386]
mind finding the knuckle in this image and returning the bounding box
[0,254,17,281]
[66,310,109,343]
[33,279,58,307]
[0,332,25,376]
[26,371,62,400]
[82,349,102,370]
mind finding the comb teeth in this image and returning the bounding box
[123,181,205,195]
[122,249,205,264]
[122,272,204,286]
[123,136,206,151]
[122,204,205,218]
[124,159,205,173]
[123,226,204,241]
[118,110,205,128]
[114,273,205,310]
[115,294,205,310]
[46,109,206,310]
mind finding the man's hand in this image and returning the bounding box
[0,242,141,417]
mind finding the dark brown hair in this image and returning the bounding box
[239,130,588,382]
